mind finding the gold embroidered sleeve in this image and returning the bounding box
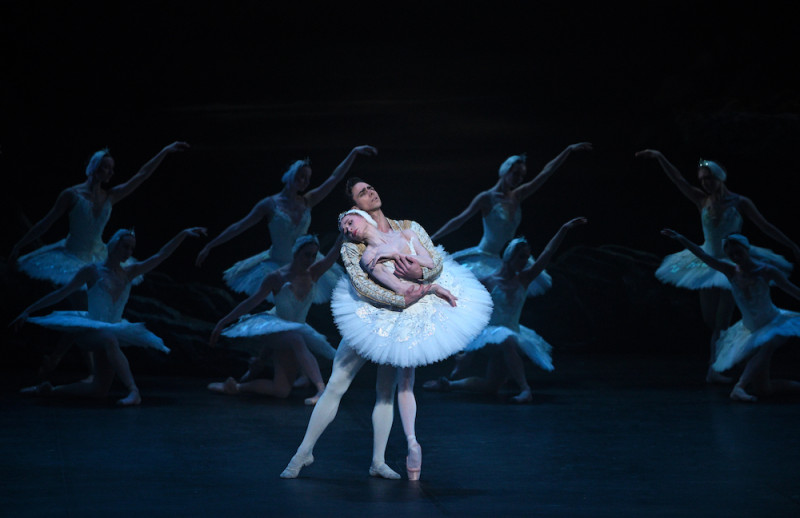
[341,241,406,308]
[409,221,443,282]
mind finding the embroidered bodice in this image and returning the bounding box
[730,268,779,331]
[701,205,743,258]
[274,282,314,323]
[87,271,131,323]
[488,283,526,330]
[65,195,112,259]
[477,201,521,255]
[269,206,311,264]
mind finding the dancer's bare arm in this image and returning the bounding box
[515,142,592,201]
[210,271,281,346]
[129,227,207,278]
[10,189,76,262]
[109,141,190,204]
[519,217,587,286]
[661,229,736,277]
[10,265,95,329]
[305,146,377,208]
[196,198,274,266]
[636,149,705,208]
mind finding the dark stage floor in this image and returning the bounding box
[3,351,800,517]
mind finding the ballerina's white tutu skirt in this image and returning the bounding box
[221,310,336,360]
[27,311,168,353]
[450,247,552,297]
[656,246,792,290]
[712,309,800,372]
[465,325,554,371]
[223,249,344,302]
[331,255,493,367]
[18,240,142,286]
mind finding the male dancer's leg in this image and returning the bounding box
[280,340,366,478]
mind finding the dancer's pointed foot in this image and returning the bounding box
[239,357,265,383]
[293,374,310,389]
[20,381,53,396]
[369,462,401,479]
[706,368,733,385]
[730,385,758,403]
[117,389,141,406]
[280,452,314,479]
[304,386,324,406]
[422,376,451,392]
[208,377,239,395]
[406,437,422,481]
[511,389,533,404]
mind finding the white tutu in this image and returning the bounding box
[331,253,493,367]
[713,309,800,372]
[452,247,553,297]
[27,311,168,353]
[223,249,344,302]
[221,309,336,360]
[465,325,554,371]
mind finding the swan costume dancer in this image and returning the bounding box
[196,146,377,302]
[637,150,797,383]
[663,230,800,402]
[12,227,206,405]
[425,218,586,402]
[208,235,342,405]
[432,143,592,298]
[12,142,189,285]
[281,178,481,481]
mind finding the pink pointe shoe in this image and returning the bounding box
[406,437,422,481]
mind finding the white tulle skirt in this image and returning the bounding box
[331,256,493,367]
[223,248,344,302]
[221,310,336,360]
[450,247,552,297]
[656,245,791,290]
[17,240,142,287]
[712,309,800,372]
[464,325,554,371]
[27,311,168,353]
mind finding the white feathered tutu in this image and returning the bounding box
[331,254,493,367]
[221,309,336,360]
[712,309,800,372]
[27,311,168,353]
[223,250,343,302]
[452,248,553,297]
[464,325,554,371]
[655,245,791,290]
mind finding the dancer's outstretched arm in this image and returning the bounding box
[209,271,281,346]
[519,217,587,286]
[515,142,592,201]
[430,191,490,242]
[636,149,706,208]
[309,234,344,282]
[10,189,76,262]
[737,196,800,264]
[128,227,207,278]
[109,141,190,204]
[305,146,378,208]
[661,229,736,277]
[771,270,800,302]
[196,198,275,266]
[10,266,95,329]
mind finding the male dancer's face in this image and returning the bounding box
[350,182,382,212]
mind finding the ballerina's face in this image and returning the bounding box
[502,162,527,189]
[111,235,136,262]
[697,166,722,194]
[506,242,532,273]
[339,213,369,243]
[350,181,382,212]
[292,166,312,192]
[94,156,115,184]
[723,241,750,265]
[295,243,319,268]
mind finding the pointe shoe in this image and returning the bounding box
[369,462,401,480]
[280,453,314,479]
[406,441,422,481]
[422,376,451,392]
[20,382,53,396]
[208,377,239,395]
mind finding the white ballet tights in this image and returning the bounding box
[396,367,417,440]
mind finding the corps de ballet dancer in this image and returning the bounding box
[281,178,490,481]
[195,145,378,303]
[424,218,587,402]
[11,227,207,406]
[662,230,800,402]
[637,150,798,383]
[207,234,343,405]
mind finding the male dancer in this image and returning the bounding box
[280,177,441,479]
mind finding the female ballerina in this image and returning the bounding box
[636,150,798,383]
[207,234,343,406]
[328,208,493,478]
[662,230,800,402]
[11,226,207,405]
[195,145,377,302]
[424,217,587,403]
[431,142,592,297]
[11,141,190,284]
